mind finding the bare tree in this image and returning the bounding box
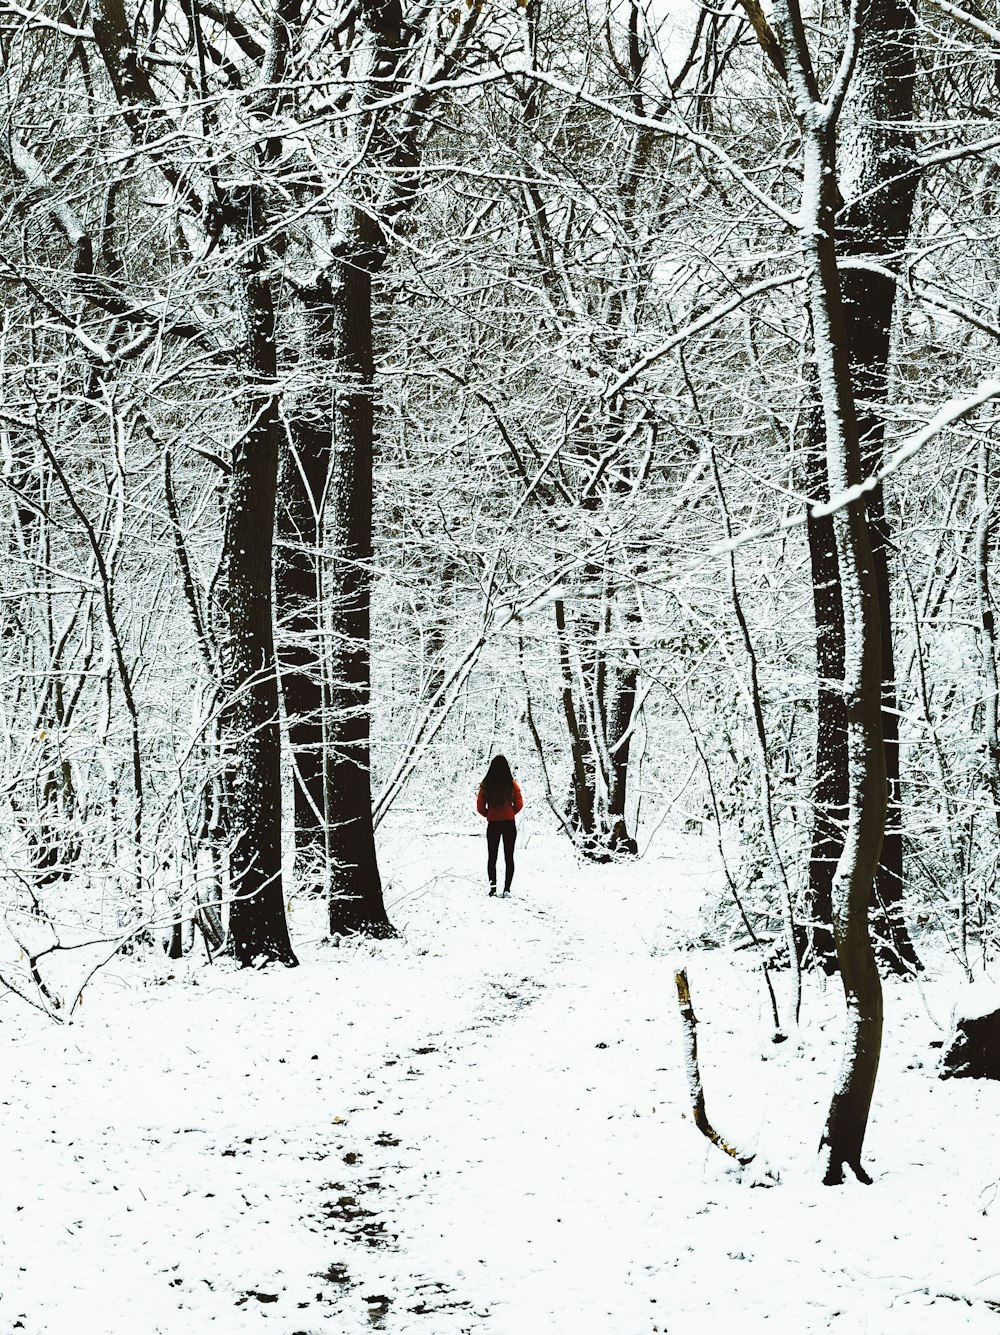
[89,0,298,964]
[772,0,886,1183]
[272,0,483,931]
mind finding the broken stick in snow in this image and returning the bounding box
[674,968,753,1164]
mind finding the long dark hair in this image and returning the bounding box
[480,754,515,807]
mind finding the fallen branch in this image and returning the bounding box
[674,968,753,1165]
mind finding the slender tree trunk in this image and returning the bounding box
[786,0,921,977]
[867,536,921,972]
[837,0,921,975]
[554,593,596,844]
[551,530,640,859]
[302,0,459,931]
[800,121,885,1186]
[975,439,1000,841]
[804,418,845,973]
[220,191,297,967]
[276,279,337,894]
[606,606,640,854]
[771,0,887,1179]
[90,0,298,964]
[325,237,393,937]
[747,0,921,977]
[575,561,611,853]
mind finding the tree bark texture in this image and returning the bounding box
[325,238,393,937]
[552,580,640,861]
[800,121,885,1186]
[554,593,596,842]
[547,413,643,863]
[836,0,921,975]
[975,440,1000,843]
[772,0,888,1179]
[607,610,640,840]
[90,0,298,964]
[278,0,460,929]
[220,189,297,967]
[276,279,338,893]
[794,0,920,977]
[804,419,845,974]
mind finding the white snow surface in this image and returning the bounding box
[3,822,1000,1334]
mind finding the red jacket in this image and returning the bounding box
[477,781,524,822]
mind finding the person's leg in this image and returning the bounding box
[502,821,517,895]
[486,823,501,895]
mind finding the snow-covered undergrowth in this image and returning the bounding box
[2,820,998,1334]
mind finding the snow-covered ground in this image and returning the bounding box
[2,821,1000,1334]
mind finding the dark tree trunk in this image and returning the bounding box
[271,0,474,923]
[804,420,844,973]
[794,0,920,977]
[549,455,640,861]
[220,191,297,968]
[276,279,337,895]
[554,593,596,844]
[866,492,921,974]
[975,442,1000,842]
[298,0,429,935]
[90,0,298,966]
[551,595,640,861]
[606,592,640,856]
[769,0,889,1181]
[325,238,393,937]
[837,0,922,976]
[802,120,885,1189]
[607,668,637,834]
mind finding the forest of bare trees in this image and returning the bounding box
[3,0,1000,1188]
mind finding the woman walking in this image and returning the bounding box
[476,755,523,896]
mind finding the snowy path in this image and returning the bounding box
[2,826,1000,1334]
[328,866,685,1334]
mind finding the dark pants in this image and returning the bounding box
[486,820,517,892]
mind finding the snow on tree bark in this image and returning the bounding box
[837,0,922,975]
[277,280,339,898]
[804,419,846,974]
[773,0,887,1182]
[324,234,394,937]
[974,440,1000,843]
[806,125,886,1184]
[272,0,480,926]
[220,205,297,968]
[90,0,300,965]
[673,968,752,1164]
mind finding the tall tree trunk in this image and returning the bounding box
[325,236,393,937]
[221,196,297,967]
[773,0,887,1181]
[805,123,886,1186]
[276,279,337,895]
[606,595,640,855]
[550,590,640,860]
[547,425,642,861]
[554,593,596,844]
[804,419,845,973]
[838,0,921,975]
[788,0,920,976]
[293,0,466,930]
[89,0,297,966]
[975,439,1000,842]
[575,560,608,852]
